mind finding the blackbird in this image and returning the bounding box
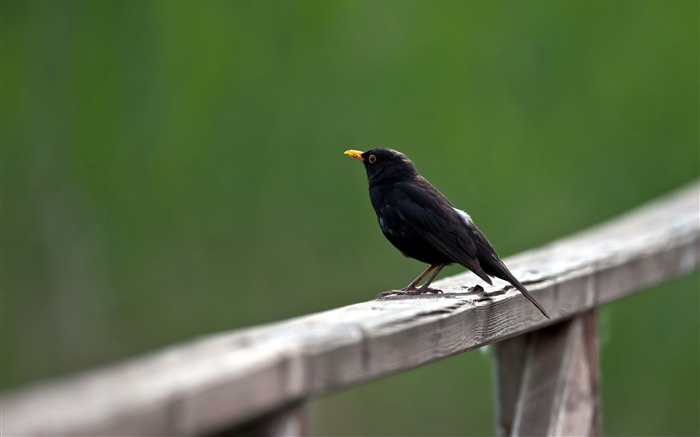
[344,148,549,318]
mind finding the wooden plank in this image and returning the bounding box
[494,312,600,437]
[217,401,307,437]
[511,311,600,436]
[2,181,699,436]
[493,336,528,437]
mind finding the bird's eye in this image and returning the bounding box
[368,154,377,164]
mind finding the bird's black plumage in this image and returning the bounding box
[345,148,550,318]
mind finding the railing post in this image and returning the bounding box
[493,311,601,436]
[493,335,528,436]
[214,401,307,437]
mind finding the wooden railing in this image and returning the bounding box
[2,181,699,436]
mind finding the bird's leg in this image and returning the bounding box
[376,264,438,299]
[402,264,438,291]
[376,264,447,298]
[415,264,446,294]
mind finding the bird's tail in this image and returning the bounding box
[466,225,550,318]
[510,278,550,319]
[485,256,550,318]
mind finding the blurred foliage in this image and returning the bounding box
[2,0,698,435]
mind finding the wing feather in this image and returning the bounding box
[392,181,493,284]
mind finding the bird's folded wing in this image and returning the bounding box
[393,184,492,284]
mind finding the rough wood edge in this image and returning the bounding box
[2,181,699,436]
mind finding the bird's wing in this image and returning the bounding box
[393,181,493,284]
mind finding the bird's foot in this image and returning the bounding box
[376,287,443,299]
[376,289,405,299]
[411,287,443,295]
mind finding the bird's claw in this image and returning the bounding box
[420,287,443,294]
[375,287,443,299]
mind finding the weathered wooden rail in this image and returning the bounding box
[2,181,699,436]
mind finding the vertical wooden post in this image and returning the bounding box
[493,311,600,436]
[214,401,307,437]
[493,335,528,437]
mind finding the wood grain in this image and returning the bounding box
[3,181,699,436]
[510,311,600,437]
[493,335,528,436]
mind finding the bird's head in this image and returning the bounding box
[344,148,419,185]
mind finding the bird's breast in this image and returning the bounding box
[378,216,393,236]
[369,186,453,264]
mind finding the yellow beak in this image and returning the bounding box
[344,149,364,161]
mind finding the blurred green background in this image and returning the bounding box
[2,0,698,435]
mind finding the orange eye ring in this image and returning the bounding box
[368,154,377,164]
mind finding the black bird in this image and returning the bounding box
[344,148,550,318]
